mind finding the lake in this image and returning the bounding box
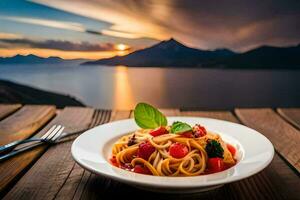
[0,63,299,109]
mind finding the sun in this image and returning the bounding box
[115,44,129,51]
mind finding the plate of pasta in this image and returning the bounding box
[71,103,274,193]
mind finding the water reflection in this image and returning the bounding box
[113,66,135,108]
[0,64,299,109]
[127,67,168,107]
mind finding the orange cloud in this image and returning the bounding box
[31,0,169,40]
[0,32,23,39]
[0,48,130,60]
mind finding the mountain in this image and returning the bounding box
[0,54,65,64]
[83,39,300,69]
[211,44,300,69]
[83,38,236,67]
[0,79,84,108]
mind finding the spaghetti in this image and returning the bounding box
[110,124,236,176]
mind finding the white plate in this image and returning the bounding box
[71,117,274,193]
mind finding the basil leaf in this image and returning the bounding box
[171,121,192,134]
[134,103,167,129]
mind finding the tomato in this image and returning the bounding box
[226,144,236,156]
[137,141,155,160]
[169,143,189,158]
[149,126,168,137]
[133,165,151,175]
[193,124,207,138]
[180,131,193,138]
[110,156,118,167]
[207,157,224,173]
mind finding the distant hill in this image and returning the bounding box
[83,39,300,69]
[211,44,300,69]
[83,38,236,67]
[0,80,84,108]
[0,54,85,64]
[0,54,64,64]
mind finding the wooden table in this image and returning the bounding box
[0,104,299,200]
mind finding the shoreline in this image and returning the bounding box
[0,79,85,108]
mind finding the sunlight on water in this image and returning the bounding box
[113,66,135,109]
[0,64,299,109]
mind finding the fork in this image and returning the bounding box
[0,125,65,155]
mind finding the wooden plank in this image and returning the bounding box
[159,108,180,116]
[174,110,299,200]
[0,104,21,120]
[235,108,300,173]
[180,110,239,122]
[6,109,300,200]
[0,105,56,145]
[56,110,132,200]
[0,105,56,195]
[3,107,95,200]
[277,108,300,130]
[76,109,299,200]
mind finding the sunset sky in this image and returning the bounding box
[1,0,299,59]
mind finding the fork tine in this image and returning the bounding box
[40,125,57,139]
[45,125,62,140]
[51,126,65,141]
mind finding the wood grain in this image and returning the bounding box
[3,107,95,200]
[0,105,56,145]
[4,108,300,200]
[57,110,132,200]
[175,110,299,200]
[0,104,21,120]
[0,105,56,195]
[79,109,299,200]
[180,110,239,123]
[62,109,297,200]
[277,108,300,130]
[235,108,300,173]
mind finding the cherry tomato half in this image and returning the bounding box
[207,157,224,173]
[169,143,189,158]
[180,131,193,138]
[149,126,168,137]
[193,124,207,138]
[137,141,155,160]
[226,144,236,156]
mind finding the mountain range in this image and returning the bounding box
[0,54,64,64]
[212,44,300,69]
[0,54,86,64]
[83,39,300,69]
[1,39,299,68]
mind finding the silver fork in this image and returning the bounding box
[0,125,65,155]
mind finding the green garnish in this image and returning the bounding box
[134,103,167,129]
[205,140,224,158]
[170,121,192,134]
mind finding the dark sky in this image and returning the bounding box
[0,0,299,58]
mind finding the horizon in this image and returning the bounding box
[1,37,299,60]
[1,0,299,59]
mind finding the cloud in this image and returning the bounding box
[0,15,85,32]
[0,15,147,40]
[0,32,23,39]
[31,0,300,51]
[0,38,116,51]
